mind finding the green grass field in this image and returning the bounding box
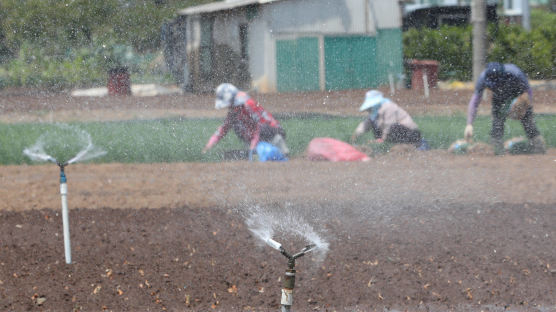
[1,114,554,165]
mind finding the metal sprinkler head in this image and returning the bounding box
[57,162,68,183]
[280,244,316,269]
[57,161,68,171]
[266,237,316,268]
[267,241,317,312]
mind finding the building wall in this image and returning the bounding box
[250,0,402,92]
[251,0,381,92]
[180,0,403,93]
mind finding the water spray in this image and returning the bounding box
[266,238,316,312]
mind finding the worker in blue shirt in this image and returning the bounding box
[464,62,545,154]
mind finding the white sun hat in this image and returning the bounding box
[215,83,238,109]
[359,90,385,112]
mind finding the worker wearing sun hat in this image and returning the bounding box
[351,90,426,148]
[203,83,288,159]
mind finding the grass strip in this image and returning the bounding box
[1,114,554,165]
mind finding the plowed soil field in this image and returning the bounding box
[1,87,555,311]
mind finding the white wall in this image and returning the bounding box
[264,0,373,35]
[370,0,402,29]
[247,16,273,92]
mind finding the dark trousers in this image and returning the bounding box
[491,97,540,140]
[259,125,286,142]
[386,124,422,146]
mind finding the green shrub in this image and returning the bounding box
[0,43,105,89]
[403,25,473,81]
[403,10,556,81]
[0,0,217,89]
[0,41,176,89]
[489,21,556,79]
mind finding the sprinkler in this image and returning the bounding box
[23,149,74,264]
[266,238,316,312]
[57,161,72,264]
[23,126,106,264]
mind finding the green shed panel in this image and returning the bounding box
[376,28,403,85]
[324,36,377,91]
[276,37,319,92]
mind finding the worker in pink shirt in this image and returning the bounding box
[202,83,289,160]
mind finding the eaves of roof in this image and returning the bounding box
[178,0,282,15]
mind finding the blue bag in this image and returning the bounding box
[256,142,288,162]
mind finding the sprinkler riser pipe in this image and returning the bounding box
[281,288,293,308]
[274,244,315,312]
[59,170,72,264]
[283,269,296,289]
[281,269,296,310]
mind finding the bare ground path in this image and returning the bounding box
[1,87,555,123]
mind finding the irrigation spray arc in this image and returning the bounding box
[23,125,106,264]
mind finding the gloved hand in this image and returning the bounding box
[464,124,473,142]
[350,134,357,144]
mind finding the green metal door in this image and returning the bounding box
[276,37,319,92]
[324,36,377,90]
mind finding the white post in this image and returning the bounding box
[60,171,72,264]
[423,72,429,98]
[472,0,487,82]
[522,0,531,32]
[388,73,395,95]
[318,35,325,91]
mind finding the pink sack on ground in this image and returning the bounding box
[306,137,371,162]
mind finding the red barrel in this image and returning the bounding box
[107,67,131,96]
[409,59,439,90]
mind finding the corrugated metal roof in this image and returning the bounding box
[178,0,282,15]
[403,1,498,16]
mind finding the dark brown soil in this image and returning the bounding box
[0,88,555,311]
[1,201,554,312]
